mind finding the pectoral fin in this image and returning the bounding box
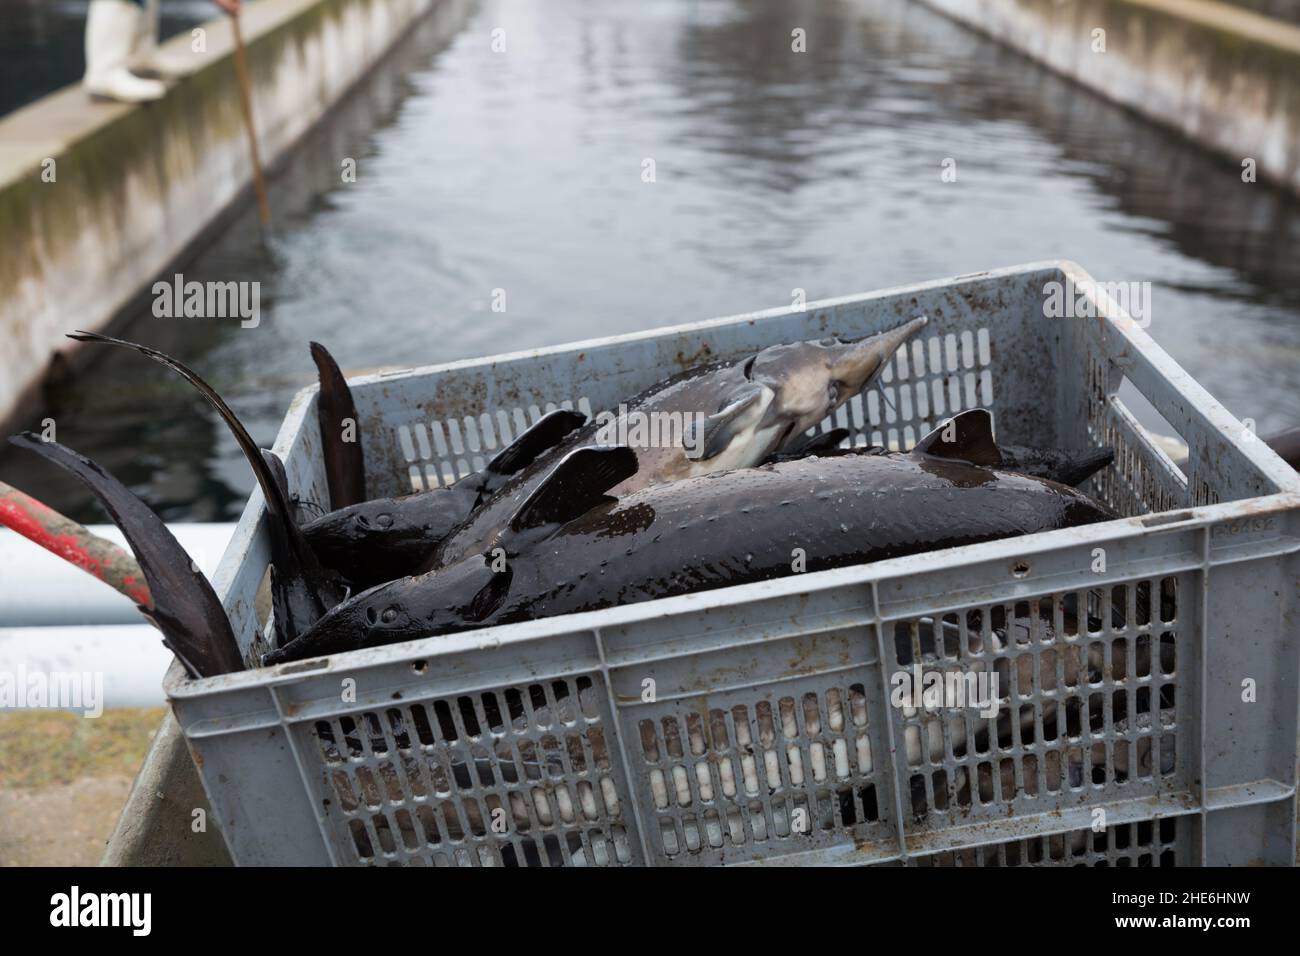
[913,408,1002,467]
[485,409,587,478]
[687,388,765,460]
[509,446,639,532]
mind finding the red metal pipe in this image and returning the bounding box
[0,480,153,609]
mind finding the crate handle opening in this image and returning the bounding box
[277,657,331,675]
[1140,510,1196,528]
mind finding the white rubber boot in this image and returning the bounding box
[84,0,166,102]
[129,0,196,78]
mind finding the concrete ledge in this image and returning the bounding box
[915,0,1300,194]
[0,0,445,424]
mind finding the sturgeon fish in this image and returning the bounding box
[422,315,929,572]
[266,409,1116,664]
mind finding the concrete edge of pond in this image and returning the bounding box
[915,0,1300,196]
[0,0,471,431]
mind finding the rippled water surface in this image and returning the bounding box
[4,0,1299,522]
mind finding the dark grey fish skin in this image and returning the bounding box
[266,445,1115,664]
[421,317,928,573]
[67,331,345,645]
[301,409,587,589]
[9,433,243,677]
[311,342,366,510]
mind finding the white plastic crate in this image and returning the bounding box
[167,261,1300,866]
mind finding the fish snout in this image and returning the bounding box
[830,314,928,397]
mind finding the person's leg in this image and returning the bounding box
[129,0,196,78]
[84,0,166,102]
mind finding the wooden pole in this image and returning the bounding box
[230,12,271,227]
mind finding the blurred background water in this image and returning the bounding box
[2,0,1299,523]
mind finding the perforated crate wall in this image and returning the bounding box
[385,326,997,495]
[307,674,639,866]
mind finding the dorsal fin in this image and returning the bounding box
[912,409,1002,466]
[509,446,638,533]
[487,409,587,476]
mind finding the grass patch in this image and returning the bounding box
[0,708,165,789]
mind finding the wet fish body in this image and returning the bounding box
[268,437,1115,663]
[499,454,1112,622]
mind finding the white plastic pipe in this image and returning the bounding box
[0,523,234,627]
[0,624,173,710]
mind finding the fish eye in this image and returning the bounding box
[827,382,840,402]
[380,607,399,624]
[376,513,394,528]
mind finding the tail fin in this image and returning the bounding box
[68,331,344,642]
[9,433,243,677]
[1056,446,1115,487]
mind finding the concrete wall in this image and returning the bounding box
[0,0,457,426]
[915,0,1300,194]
